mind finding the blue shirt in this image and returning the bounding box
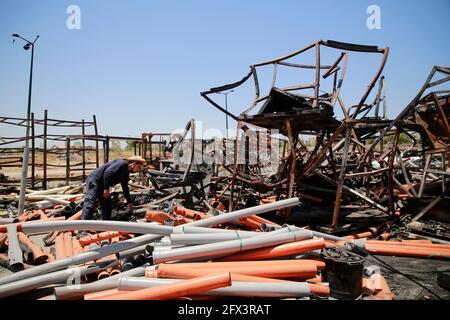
[90,158,131,203]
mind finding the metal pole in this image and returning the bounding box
[17,35,38,216]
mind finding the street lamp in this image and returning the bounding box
[12,33,39,216]
[217,90,234,140]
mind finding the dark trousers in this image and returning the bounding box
[81,175,112,220]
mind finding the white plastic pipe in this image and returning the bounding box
[169,232,260,245]
[152,228,313,264]
[26,185,73,196]
[53,264,149,300]
[24,194,82,201]
[0,260,118,298]
[168,226,297,246]
[118,277,311,298]
[7,224,24,272]
[181,197,299,228]
[173,225,258,236]
[20,220,174,236]
[43,196,71,205]
[0,234,162,286]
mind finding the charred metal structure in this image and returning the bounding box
[201,40,449,231]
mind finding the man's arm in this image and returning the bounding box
[121,173,132,204]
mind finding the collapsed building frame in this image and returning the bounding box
[201,40,449,229]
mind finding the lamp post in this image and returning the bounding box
[12,33,39,216]
[217,90,234,140]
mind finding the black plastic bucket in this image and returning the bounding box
[321,248,366,299]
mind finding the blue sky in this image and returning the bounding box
[0,0,449,141]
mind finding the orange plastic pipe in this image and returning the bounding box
[44,247,55,262]
[110,267,121,277]
[362,274,393,300]
[38,210,49,221]
[63,232,74,257]
[378,232,390,241]
[144,210,171,224]
[309,283,330,297]
[68,210,82,221]
[0,234,7,248]
[97,270,111,280]
[367,240,450,250]
[365,244,450,258]
[79,231,123,246]
[401,240,432,244]
[165,259,326,271]
[84,288,123,300]
[96,272,232,300]
[366,243,450,253]
[259,197,276,205]
[54,234,66,260]
[72,238,83,255]
[146,268,290,283]
[297,192,324,203]
[238,217,262,230]
[209,201,225,211]
[17,232,48,264]
[343,231,373,240]
[246,214,278,226]
[174,206,212,220]
[305,275,322,283]
[155,263,318,279]
[217,238,326,261]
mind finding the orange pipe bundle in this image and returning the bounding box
[217,238,326,262]
[18,210,41,222]
[17,232,48,264]
[78,231,123,246]
[92,272,232,300]
[154,262,318,280]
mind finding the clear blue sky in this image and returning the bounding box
[0,0,449,140]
